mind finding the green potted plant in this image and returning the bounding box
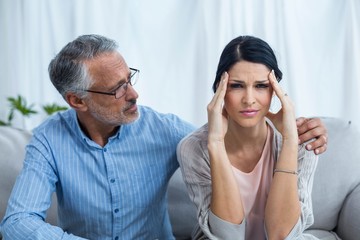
[0,95,68,129]
[0,95,37,127]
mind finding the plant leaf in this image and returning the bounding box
[8,95,37,117]
[42,103,68,115]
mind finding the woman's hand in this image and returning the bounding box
[207,72,229,143]
[266,70,297,142]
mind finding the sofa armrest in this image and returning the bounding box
[337,184,360,239]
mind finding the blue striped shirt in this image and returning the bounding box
[1,106,195,240]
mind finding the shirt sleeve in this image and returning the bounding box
[0,135,87,240]
[284,141,319,240]
[177,130,245,240]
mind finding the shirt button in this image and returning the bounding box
[110,179,115,183]
[104,148,107,152]
[115,237,119,240]
[114,209,119,213]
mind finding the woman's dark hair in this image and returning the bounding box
[212,35,283,93]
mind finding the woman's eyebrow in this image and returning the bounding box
[228,79,269,83]
[228,79,244,83]
[255,80,270,83]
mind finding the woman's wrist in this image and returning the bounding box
[282,136,298,147]
[208,140,226,151]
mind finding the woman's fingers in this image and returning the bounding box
[208,72,228,110]
[268,70,294,111]
[208,72,229,142]
[267,70,297,140]
[268,70,287,103]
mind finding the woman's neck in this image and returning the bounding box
[224,119,268,172]
[225,119,268,148]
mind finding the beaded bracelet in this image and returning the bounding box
[274,169,298,175]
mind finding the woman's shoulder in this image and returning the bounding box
[177,124,209,154]
[177,124,210,171]
[180,124,208,144]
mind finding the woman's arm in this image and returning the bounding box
[207,74,244,224]
[208,140,245,223]
[265,70,301,239]
[177,73,246,239]
[265,138,301,239]
[177,133,246,240]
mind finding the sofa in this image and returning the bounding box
[1,117,360,239]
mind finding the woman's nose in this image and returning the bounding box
[242,89,255,105]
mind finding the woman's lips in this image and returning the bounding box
[240,109,259,117]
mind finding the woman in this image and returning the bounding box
[177,36,318,239]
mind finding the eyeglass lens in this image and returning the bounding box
[115,69,139,99]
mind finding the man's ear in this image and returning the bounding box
[66,92,87,111]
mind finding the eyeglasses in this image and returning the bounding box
[83,68,139,99]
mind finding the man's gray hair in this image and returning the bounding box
[48,34,119,99]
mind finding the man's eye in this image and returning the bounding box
[229,83,243,89]
[256,84,269,89]
[112,82,125,92]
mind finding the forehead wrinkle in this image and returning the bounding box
[86,52,128,88]
[228,61,270,82]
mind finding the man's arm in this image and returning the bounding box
[296,117,328,155]
[1,143,86,240]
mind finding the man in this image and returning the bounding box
[0,34,327,239]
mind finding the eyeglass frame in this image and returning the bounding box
[82,67,139,99]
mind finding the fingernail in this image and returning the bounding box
[315,149,319,155]
[306,144,312,150]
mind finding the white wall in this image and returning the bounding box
[0,0,359,130]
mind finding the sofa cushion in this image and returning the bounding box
[337,184,360,239]
[168,169,197,240]
[0,127,31,220]
[311,118,360,231]
[304,229,340,240]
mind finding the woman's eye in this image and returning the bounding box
[256,84,269,89]
[229,83,243,89]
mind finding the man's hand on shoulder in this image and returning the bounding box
[296,117,328,155]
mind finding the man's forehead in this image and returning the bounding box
[86,52,128,74]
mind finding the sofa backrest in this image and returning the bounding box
[0,126,58,225]
[311,118,360,230]
[0,127,31,221]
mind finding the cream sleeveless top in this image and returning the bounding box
[232,125,274,240]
